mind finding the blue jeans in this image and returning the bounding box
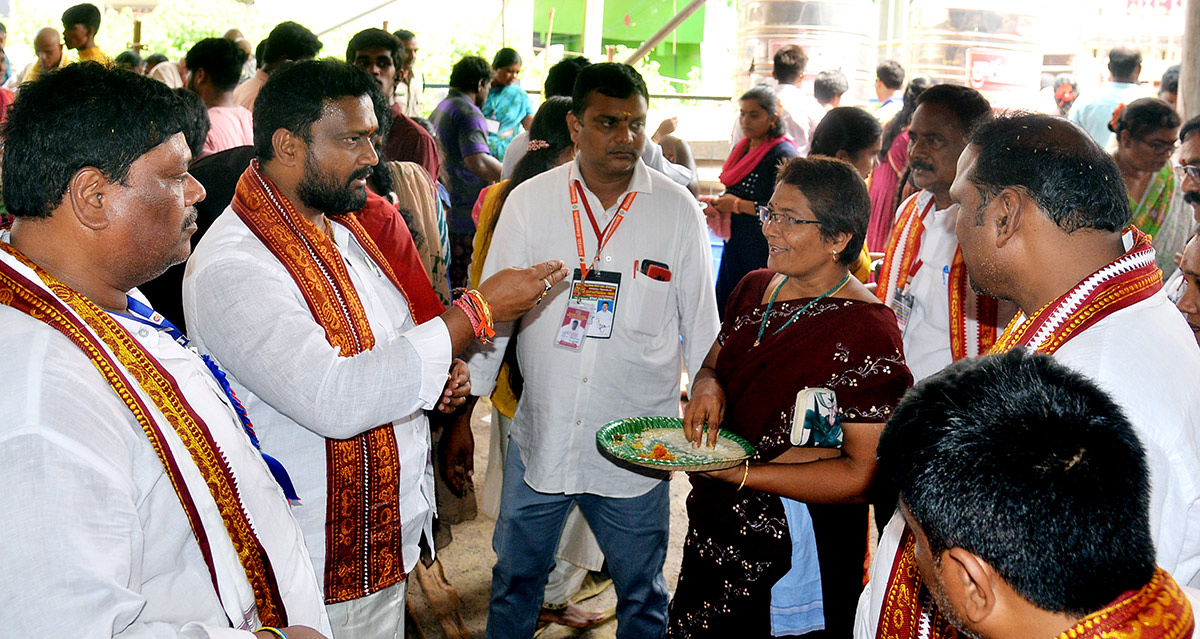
[486,440,670,639]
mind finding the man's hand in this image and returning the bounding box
[437,359,471,413]
[477,260,571,323]
[652,116,678,143]
[438,404,476,496]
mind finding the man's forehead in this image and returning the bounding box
[911,103,963,137]
[583,93,648,119]
[1182,238,1200,275]
[354,47,393,63]
[1180,131,1200,164]
[316,95,378,131]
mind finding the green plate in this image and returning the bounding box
[596,416,756,472]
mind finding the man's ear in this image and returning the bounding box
[567,111,581,144]
[992,188,1026,249]
[941,547,998,625]
[271,128,303,168]
[68,167,110,230]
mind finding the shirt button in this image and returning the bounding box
[604,255,612,262]
[582,377,589,383]
[138,329,150,337]
[576,420,582,425]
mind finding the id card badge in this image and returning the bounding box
[569,268,621,339]
[555,306,591,351]
[892,288,915,333]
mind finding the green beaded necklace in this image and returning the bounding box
[754,273,851,347]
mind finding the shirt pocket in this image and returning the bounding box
[626,277,672,337]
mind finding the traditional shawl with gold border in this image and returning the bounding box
[231,160,413,604]
[990,228,1161,355]
[0,242,288,627]
[877,531,1193,639]
[876,190,1000,360]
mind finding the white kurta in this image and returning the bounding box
[466,157,720,498]
[183,209,452,587]
[897,197,959,382]
[0,289,330,637]
[855,291,1200,638]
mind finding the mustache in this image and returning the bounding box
[181,207,198,231]
[1185,191,1200,205]
[608,146,639,156]
[910,159,935,173]
[350,167,372,182]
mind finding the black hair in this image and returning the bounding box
[914,84,992,135]
[62,3,101,32]
[876,59,904,90]
[346,28,400,67]
[775,156,869,267]
[1108,46,1142,80]
[501,96,573,209]
[186,38,249,93]
[254,39,266,69]
[968,113,1130,233]
[173,87,210,158]
[1110,97,1181,138]
[145,52,169,67]
[114,50,142,71]
[448,55,492,93]
[262,21,322,66]
[772,45,807,85]
[878,350,1156,617]
[254,59,385,162]
[813,69,848,103]
[393,29,415,42]
[544,56,590,97]
[879,76,936,161]
[739,84,786,139]
[810,106,882,161]
[572,63,649,116]
[2,62,189,218]
[1181,115,1200,144]
[1161,64,1180,95]
[493,47,521,69]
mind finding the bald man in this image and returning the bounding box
[5,28,65,92]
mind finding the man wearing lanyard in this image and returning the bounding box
[467,62,720,639]
[874,84,1011,382]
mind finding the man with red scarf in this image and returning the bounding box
[182,59,567,639]
[857,113,1200,639]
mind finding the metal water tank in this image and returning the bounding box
[905,0,1045,109]
[735,0,877,104]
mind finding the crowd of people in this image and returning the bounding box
[2,5,1200,639]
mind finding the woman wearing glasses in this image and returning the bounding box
[1111,98,1189,271]
[667,157,912,639]
[703,85,799,316]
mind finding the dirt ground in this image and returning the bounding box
[407,397,694,639]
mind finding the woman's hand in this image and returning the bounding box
[710,193,741,216]
[436,359,471,413]
[683,375,725,448]
[477,260,571,323]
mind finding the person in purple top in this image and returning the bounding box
[430,55,502,288]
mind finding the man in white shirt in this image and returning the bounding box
[232,21,323,113]
[858,113,1200,639]
[183,59,568,639]
[468,62,719,639]
[1068,45,1152,147]
[875,84,1008,382]
[873,60,904,126]
[0,59,330,639]
[393,29,424,118]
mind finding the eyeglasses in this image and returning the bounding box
[757,205,823,228]
[1174,164,1200,183]
[1139,138,1178,154]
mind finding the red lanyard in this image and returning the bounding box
[569,171,636,283]
[906,197,939,281]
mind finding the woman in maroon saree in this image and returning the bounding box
[667,157,912,639]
